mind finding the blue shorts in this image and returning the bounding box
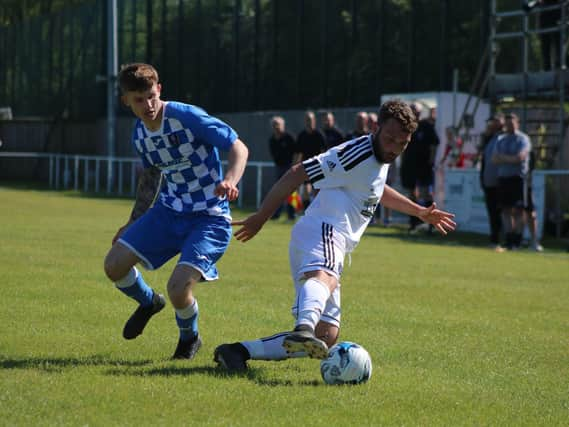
[118,203,232,281]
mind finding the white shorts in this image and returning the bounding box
[289,217,347,327]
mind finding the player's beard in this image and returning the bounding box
[379,149,396,164]
[373,132,396,164]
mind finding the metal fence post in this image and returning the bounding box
[64,155,70,189]
[256,164,263,208]
[95,159,100,193]
[55,155,60,190]
[49,154,54,189]
[84,158,89,192]
[74,155,79,191]
[118,160,123,195]
[130,160,136,196]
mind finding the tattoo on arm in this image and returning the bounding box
[130,167,162,221]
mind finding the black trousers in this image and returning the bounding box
[483,185,502,245]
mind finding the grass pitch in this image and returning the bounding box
[1,185,568,426]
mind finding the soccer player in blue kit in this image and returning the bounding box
[104,63,248,359]
[214,99,455,371]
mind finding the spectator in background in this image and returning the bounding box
[296,110,327,208]
[438,127,465,169]
[321,112,345,149]
[492,113,536,250]
[427,106,437,126]
[368,112,379,134]
[400,102,440,233]
[269,116,297,220]
[346,111,369,140]
[479,114,505,251]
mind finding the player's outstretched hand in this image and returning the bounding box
[214,180,239,201]
[417,203,456,235]
[232,213,266,242]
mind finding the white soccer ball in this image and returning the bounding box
[320,341,372,385]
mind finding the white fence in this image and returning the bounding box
[0,152,275,208]
[2,152,568,238]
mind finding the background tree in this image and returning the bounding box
[0,0,542,118]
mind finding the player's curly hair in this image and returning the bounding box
[118,63,159,93]
[378,99,418,134]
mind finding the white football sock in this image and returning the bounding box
[242,332,307,360]
[295,278,331,331]
[114,267,138,288]
[175,299,198,319]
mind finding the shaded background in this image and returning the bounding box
[0,0,539,118]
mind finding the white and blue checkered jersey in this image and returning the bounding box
[131,102,238,217]
[301,134,390,250]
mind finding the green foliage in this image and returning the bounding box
[1,186,568,425]
[0,0,533,118]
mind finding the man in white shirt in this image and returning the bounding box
[214,99,456,371]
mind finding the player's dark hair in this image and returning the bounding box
[378,99,418,134]
[118,63,159,93]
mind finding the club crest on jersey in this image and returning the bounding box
[326,160,337,171]
[168,133,181,146]
[361,191,380,218]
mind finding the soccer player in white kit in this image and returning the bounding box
[214,99,456,371]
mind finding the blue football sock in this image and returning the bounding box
[175,299,199,342]
[115,267,154,307]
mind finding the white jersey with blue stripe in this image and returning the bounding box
[301,134,390,250]
[131,101,237,217]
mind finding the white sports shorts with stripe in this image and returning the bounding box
[288,215,346,328]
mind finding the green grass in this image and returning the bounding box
[1,185,568,426]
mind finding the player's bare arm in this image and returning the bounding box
[111,166,162,245]
[214,138,248,202]
[381,185,456,235]
[233,162,309,242]
[130,166,163,221]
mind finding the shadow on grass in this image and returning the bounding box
[0,355,153,373]
[0,181,51,192]
[104,363,323,387]
[105,365,221,377]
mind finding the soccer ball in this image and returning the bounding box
[320,341,372,385]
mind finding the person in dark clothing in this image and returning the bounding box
[297,111,327,160]
[399,102,439,233]
[269,116,297,220]
[478,114,505,251]
[345,111,369,141]
[368,112,379,134]
[321,112,345,149]
[296,111,327,207]
[493,113,533,250]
